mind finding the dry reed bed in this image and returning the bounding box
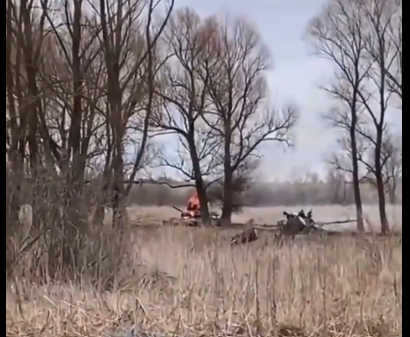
[6,227,402,337]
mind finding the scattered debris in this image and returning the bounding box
[162,207,361,245]
[279,208,315,235]
[229,209,360,246]
[230,227,259,245]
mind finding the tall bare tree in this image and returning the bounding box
[307,0,401,234]
[200,14,298,224]
[37,0,106,229]
[6,0,23,232]
[151,8,223,222]
[307,0,376,232]
[354,0,401,233]
[6,0,58,229]
[97,0,173,228]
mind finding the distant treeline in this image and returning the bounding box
[128,180,402,207]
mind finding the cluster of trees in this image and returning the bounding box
[306,0,402,234]
[6,0,401,234]
[6,0,297,232]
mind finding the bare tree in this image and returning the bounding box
[6,0,23,238]
[354,0,401,234]
[200,14,297,224]
[307,0,401,234]
[326,165,348,204]
[372,0,402,104]
[97,0,173,228]
[6,0,62,231]
[151,8,223,223]
[6,0,83,276]
[360,130,402,205]
[306,0,371,232]
[36,0,109,233]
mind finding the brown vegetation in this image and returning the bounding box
[6,0,402,335]
[7,226,402,336]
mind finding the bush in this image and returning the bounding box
[6,165,132,288]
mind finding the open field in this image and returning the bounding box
[7,205,402,337]
[127,204,402,231]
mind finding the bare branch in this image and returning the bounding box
[306,0,375,232]
[150,8,225,221]
[195,14,297,222]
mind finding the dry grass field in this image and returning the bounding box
[6,205,402,337]
[127,205,402,231]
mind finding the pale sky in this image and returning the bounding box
[149,0,401,181]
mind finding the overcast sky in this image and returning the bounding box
[148,0,402,181]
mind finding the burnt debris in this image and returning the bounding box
[230,227,258,245]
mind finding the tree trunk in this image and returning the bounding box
[221,123,233,226]
[350,121,365,233]
[375,146,390,235]
[221,171,233,226]
[189,141,210,225]
[376,176,389,234]
[111,150,126,230]
[195,179,210,225]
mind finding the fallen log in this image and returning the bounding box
[314,219,357,227]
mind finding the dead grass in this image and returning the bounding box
[6,222,402,336]
[128,205,402,230]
